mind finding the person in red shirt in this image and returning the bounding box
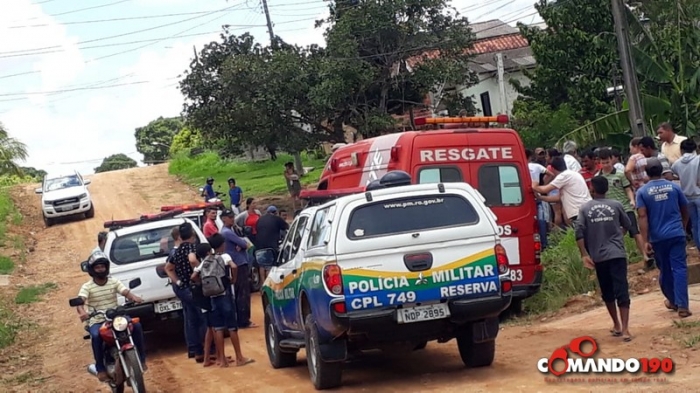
[579,149,599,190]
[203,207,219,237]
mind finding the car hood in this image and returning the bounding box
[43,187,87,201]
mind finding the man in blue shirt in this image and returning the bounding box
[637,158,691,318]
[228,178,243,214]
[220,209,258,328]
[203,177,215,201]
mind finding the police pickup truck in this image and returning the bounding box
[259,171,513,390]
[81,209,208,328]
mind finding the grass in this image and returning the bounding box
[0,302,20,349]
[0,255,14,274]
[169,151,328,196]
[523,228,642,315]
[14,283,57,305]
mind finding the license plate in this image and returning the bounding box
[155,299,182,314]
[397,303,450,324]
[58,205,77,212]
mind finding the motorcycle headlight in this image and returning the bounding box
[112,316,128,332]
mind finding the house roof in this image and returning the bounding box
[470,45,536,74]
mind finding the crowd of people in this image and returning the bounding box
[528,122,694,342]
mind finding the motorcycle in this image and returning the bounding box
[69,278,146,393]
[199,185,227,203]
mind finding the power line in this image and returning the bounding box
[48,0,131,17]
[7,8,241,29]
[0,81,151,98]
[473,0,517,21]
[0,2,246,56]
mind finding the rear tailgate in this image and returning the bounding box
[334,192,501,313]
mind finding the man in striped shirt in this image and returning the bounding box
[76,252,146,381]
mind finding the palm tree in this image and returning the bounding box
[0,122,29,176]
[557,0,700,147]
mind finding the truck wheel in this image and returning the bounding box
[304,314,342,390]
[85,205,95,219]
[43,215,53,227]
[265,304,297,368]
[456,331,495,368]
[413,341,427,350]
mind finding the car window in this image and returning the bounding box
[44,175,82,192]
[347,195,479,239]
[110,226,198,265]
[477,165,523,206]
[279,219,299,262]
[288,216,309,260]
[418,167,463,184]
[307,206,333,249]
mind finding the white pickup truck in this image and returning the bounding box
[82,210,208,328]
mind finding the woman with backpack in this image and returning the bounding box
[191,234,254,367]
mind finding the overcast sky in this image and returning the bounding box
[0,0,541,175]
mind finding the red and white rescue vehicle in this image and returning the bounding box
[300,115,542,307]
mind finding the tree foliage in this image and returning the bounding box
[20,166,47,180]
[514,0,619,123]
[134,117,184,163]
[170,126,203,155]
[0,122,29,176]
[94,153,137,173]
[179,0,480,151]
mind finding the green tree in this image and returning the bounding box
[94,153,137,173]
[20,166,47,180]
[134,117,184,164]
[0,122,29,176]
[316,0,478,137]
[170,126,203,155]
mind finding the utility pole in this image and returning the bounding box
[261,0,304,174]
[611,0,647,137]
[495,53,508,115]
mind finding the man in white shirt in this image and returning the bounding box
[533,156,591,224]
[526,149,554,247]
[562,140,582,172]
[657,122,687,165]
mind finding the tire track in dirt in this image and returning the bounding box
[5,164,700,392]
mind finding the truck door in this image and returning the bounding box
[273,215,309,333]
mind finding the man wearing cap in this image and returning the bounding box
[256,206,290,253]
[637,158,692,318]
[220,209,257,328]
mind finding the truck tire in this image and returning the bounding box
[43,215,53,227]
[85,205,95,219]
[250,265,262,293]
[304,314,343,390]
[265,304,297,368]
[413,341,427,350]
[456,333,495,368]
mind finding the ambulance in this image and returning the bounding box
[300,115,542,307]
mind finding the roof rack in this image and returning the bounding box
[160,201,225,212]
[103,209,184,230]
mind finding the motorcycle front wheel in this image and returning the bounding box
[123,348,146,393]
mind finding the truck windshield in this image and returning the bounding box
[44,175,82,192]
[110,226,194,265]
[347,195,479,239]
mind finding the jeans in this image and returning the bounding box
[687,198,700,248]
[652,236,689,309]
[234,264,252,327]
[172,285,206,356]
[536,201,549,249]
[90,318,146,373]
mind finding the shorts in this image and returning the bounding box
[594,258,630,307]
[625,211,640,237]
[209,291,238,332]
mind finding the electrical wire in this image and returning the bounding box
[473,0,517,21]
[8,8,244,29]
[0,81,152,98]
[47,0,131,18]
[0,2,246,56]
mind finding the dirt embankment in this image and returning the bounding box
[1,164,700,393]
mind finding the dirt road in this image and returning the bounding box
[5,164,700,392]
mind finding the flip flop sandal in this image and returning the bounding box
[679,309,693,318]
[609,329,622,337]
[236,358,255,367]
[623,334,633,342]
[665,300,678,311]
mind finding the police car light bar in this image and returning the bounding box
[103,209,184,229]
[413,115,509,126]
[160,201,224,212]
